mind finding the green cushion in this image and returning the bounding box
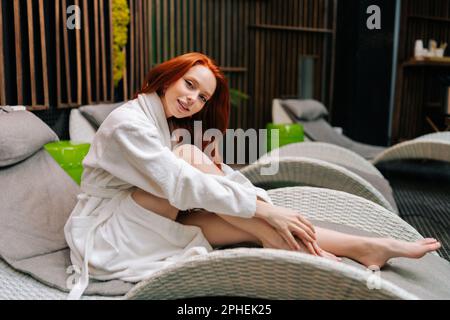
[44,141,90,185]
[266,123,304,152]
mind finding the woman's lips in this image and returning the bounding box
[177,99,190,113]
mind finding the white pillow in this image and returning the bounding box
[69,109,96,144]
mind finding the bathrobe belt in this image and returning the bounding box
[67,183,130,300]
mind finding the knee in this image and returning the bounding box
[173,144,201,158]
[173,144,212,166]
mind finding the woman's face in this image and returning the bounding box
[161,65,217,119]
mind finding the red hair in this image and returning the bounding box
[136,52,229,164]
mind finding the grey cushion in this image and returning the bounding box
[79,102,123,129]
[0,109,59,167]
[281,99,329,121]
[301,119,385,160]
[0,149,133,296]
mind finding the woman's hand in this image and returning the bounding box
[255,200,319,254]
[294,238,342,262]
[259,223,341,262]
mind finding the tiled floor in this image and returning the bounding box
[378,160,450,262]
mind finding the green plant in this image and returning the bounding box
[112,0,130,87]
[229,88,249,108]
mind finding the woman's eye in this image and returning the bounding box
[200,95,207,103]
[185,80,193,88]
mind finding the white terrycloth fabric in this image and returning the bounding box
[64,93,271,299]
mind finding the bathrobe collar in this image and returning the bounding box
[137,93,172,149]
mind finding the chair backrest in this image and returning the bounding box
[69,109,97,143]
[272,99,294,124]
[0,109,80,269]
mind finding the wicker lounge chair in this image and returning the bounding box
[372,132,450,165]
[240,157,396,213]
[2,186,449,300]
[272,99,450,165]
[272,99,386,160]
[260,141,383,178]
[2,109,449,300]
[253,141,398,212]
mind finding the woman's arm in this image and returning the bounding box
[95,121,258,218]
[218,163,317,252]
[98,111,318,253]
[217,199,317,252]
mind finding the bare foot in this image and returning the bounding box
[354,238,441,268]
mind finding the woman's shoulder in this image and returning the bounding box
[100,98,156,133]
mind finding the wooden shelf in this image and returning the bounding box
[392,1,450,143]
[409,15,450,23]
[402,58,450,67]
[249,24,333,34]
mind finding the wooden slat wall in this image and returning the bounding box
[0,0,113,110]
[0,0,50,110]
[248,0,337,129]
[392,0,450,142]
[62,0,113,106]
[124,0,337,131]
[0,0,336,127]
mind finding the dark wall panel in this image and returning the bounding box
[333,0,397,146]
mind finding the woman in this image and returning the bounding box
[64,52,440,299]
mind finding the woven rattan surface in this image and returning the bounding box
[261,142,383,178]
[241,157,396,212]
[373,132,450,164]
[0,187,421,300]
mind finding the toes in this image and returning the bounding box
[423,241,441,253]
[420,238,438,244]
[429,242,441,250]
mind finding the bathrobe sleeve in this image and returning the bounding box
[96,121,258,218]
[220,163,274,205]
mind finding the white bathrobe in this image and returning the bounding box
[64,93,273,299]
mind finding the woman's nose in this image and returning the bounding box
[187,93,198,104]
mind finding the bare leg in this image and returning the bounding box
[176,210,261,247]
[134,144,441,267]
[131,188,179,221]
[172,145,287,247]
[173,144,441,267]
[315,227,441,267]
